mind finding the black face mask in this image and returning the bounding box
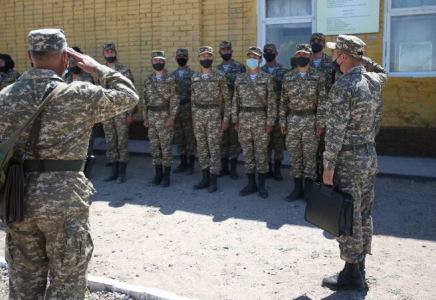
[296,57,310,67]
[152,63,165,71]
[221,53,232,61]
[311,43,323,53]
[332,56,343,74]
[70,66,82,74]
[105,56,117,63]
[263,53,276,63]
[200,59,213,69]
[0,66,7,73]
[177,58,187,67]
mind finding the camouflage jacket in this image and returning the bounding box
[0,65,139,217]
[142,70,179,121]
[191,67,231,123]
[232,70,277,126]
[0,69,21,91]
[171,66,195,103]
[333,56,385,84]
[216,59,246,97]
[280,66,328,129]
[63,71,95,84]
[323,65,388,171]
[260,62,288,99]
[310,52,334,91]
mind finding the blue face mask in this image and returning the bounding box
[246,58,259,70]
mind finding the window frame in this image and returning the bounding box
[383,0,436,77]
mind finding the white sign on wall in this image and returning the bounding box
[317,0,380,35]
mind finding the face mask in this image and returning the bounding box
[246,58,259,70]
[70,66,82,74]
[152,63,165,71]
[332,55,343,74]
[200,59,213,69]
[311,43,323,53]
[263,53,276,63]
[105,56,117,63]
[221,53,232,61]
[296,57,310,67]
[177,58,187,67]
[0,66,7,72]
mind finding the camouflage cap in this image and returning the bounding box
[310,32,325,42]
[263,44,277,52]
[198,46,213,56]
[219,41,232,49]
[326,35,365,58]
[102,42,116,51]
[27,29,67,52]
[246,46,262,57]
[151,50,165,60]
[295,44,312,54]
[176,48,189,56]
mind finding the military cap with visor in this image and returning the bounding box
[295,44,312,54]
[246,46,263,57]
[28,28,67,51]
[198,46,214,55]
[102,42,116,51]
[219,41,232,49]
[326,35,365,58]
[176,49,189,56]
[151,51,166,60]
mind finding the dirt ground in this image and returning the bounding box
[0,154,435,300]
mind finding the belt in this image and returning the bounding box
[240,106,266,113]
[148,105,169,112]
[179,98,191,105]
[23,160,86,173]
[340,143,374,152]
[196,103,219,109]
[288,109,316,116]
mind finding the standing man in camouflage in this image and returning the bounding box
[63,46,95,84]
[322,35,388,290]
[101,42,136,183]
[233,47,276,198]
[216,41,246,179]
[280,44,327,202]
[143,51,179,187]
[0,53,20,91]
[261,44,287,181]
[0,29,138,299]
[191,46,231,193]
[172,48,196,175]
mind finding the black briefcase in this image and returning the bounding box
[304,179,354,237]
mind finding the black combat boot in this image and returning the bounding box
[173,155,187,173]
[161,166,171,188]
[219,157,230,176]
[359,255,368,289]
[208,173,218,193]
[116,162,127,184]
[322,262,365,290]
[193,169,210,190]
[257,173,269,198]
[149,165,163,186]
[239,173,258,196]
[265,162,274,179]
[186,155,195,175]
[230,158,239,180]
[273,161,283,181]
[286,178,304,202]
[102,162,119,182]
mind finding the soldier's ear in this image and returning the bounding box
[27,50,33,64]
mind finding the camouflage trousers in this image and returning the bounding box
[238,114,270,174]
[267,119,285,162]
[334,145,377,264]
[148,111,174,167]
[102,112,129,163]
[285,115,318,180]
[6,209,93,299]
[193,109,222,175]
[173,104,196,156]
[221,123,240,159]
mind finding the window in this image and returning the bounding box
[384,0,436,76]
[257,0,316,68]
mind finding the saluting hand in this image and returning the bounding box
[66,47,100,73]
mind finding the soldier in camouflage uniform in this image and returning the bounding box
[280,44,327,202]
[261,44,287,181]
[172,48,196,175]
[216,41,246,179]
[142,51,179,187]
[0,53,20,91]
[0,29,138,299]
[233,46,276,198]
[100,42,136,184]
[322,35,388,290]
[191,46,231,193]
[63,46,95,84]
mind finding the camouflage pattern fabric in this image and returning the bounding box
[280,67,327,179]
[310,52,334,92]
[324,64,388,263]
[63,70,95,84]
[172,66,196,156]
[0,65,138,299]
[142,70,179,167]
[191,67,230,175]
[27,28,67,51]
[0,69,21,91]
[232,70,276,173]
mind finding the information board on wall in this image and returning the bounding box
[317,0,380,35]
